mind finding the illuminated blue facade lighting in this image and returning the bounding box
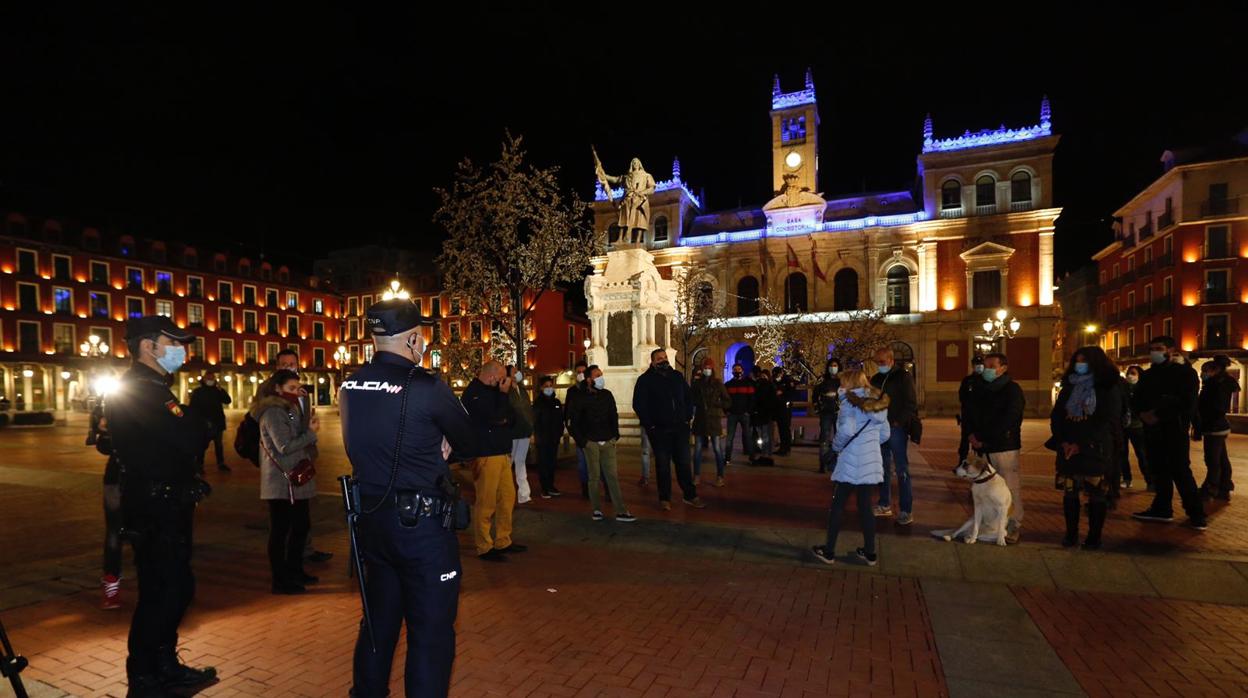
[595,174,702,209]
[681,210,928,247]
[924,96,1054,153]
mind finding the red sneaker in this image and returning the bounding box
[101,575,122,610]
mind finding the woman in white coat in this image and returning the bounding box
[811,368,890,566]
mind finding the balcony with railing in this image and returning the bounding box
[1185,196,1243,220]
[1138,223,1153,240]
[975,203,998,216]
[1137,260,1155,276]
[1157,252,1175,269]
[939,206,964,219]
[1155,294,1174,312]
[1121,269,1137,284]
[1009,199,1033,212]
[1158,210,1175,231]
[1203,288,1233,305]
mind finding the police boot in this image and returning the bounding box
[156,646,218,688]
[126,674,177,698]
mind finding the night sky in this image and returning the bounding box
[2,6,1245,277]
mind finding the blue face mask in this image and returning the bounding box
[981,368,998,382]
[542,387,554,397]
[1150,351,1168,365]
[973,365,984,375]
[593,376,605,390]
[877,364,891,375]
[157,345,187,374]
[1074,362,1089,375]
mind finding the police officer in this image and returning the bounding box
[342,299,477,697]
[104,316,216,697]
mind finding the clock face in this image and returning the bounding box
[785,151,802,169]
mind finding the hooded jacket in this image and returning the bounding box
[830,388,891,485]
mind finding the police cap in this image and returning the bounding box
[366,299,435,336]
[125,315,195,343]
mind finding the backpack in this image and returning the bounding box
[234,412,261,466]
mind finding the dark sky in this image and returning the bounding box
[2,6,1245,277]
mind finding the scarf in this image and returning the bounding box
[1065,373,1097,419]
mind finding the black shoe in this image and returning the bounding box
[1187,517,1209,531]
[272,581,307,595]
[498,543,528,553]
[1131,509,1175,523]
[541,491,553,499]
[478,549,508,562]
[854,548,878,567]
[1081,540,1102,550]
[156,647,218,688]
[127,674,177,697]
[548,487,563,497]
[296,573,319,585]
[810,545,835,565]
[304,550,334,563]
[1062,534,1078,547]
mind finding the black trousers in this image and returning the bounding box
[776,409,792,450]
[353,507,460,698]
[1146,424,1204,519]
[649,426,698,503]
[104,483,124,578]
[824,483,876,556]
[267,499,310,585]
[126,501,195,678]
[537,441,558,493]
[1201,434,1234,497]
[957,425,972,464]
[197,430,225,467]
[1123,426,1149,484]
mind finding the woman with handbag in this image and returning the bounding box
[810,368,891,567]
[1050,346,1122,550]
[252,369,320,594]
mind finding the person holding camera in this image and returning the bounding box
[104,316,217,696]
[341,299,477,698]
[252,369,320,594]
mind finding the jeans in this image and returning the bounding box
[649,426,698,502]
[1146,424,1204,519]
[511,437,532,503]
[576,447,588,484]
[585,441,627,514]
[640,430,651,479]
[878,425,913,513]
[1201,433,1234,497]
[267,498,311,586]
[818,411,837,472]
[752,421,773,457]
[824,483,876,556]
[725,413,752,460]
[693,434,726,478]
[352,504,460,698]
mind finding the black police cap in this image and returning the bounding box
[366,299,435,336]
[125,315,196,343]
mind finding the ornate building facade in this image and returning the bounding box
[590,72,1062,415]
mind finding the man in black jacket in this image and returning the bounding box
[750,367,778,462]
[772,366,797,455]
[632,349,705,511]
[724,363,755,463]
[568,366,635,522]
[968,352,1026,542]
[870,347,918,524]
[956,356,984,464]
[461,361,527,561]
[1196,354,1240,501]
[1132,336,1207,529]
[533,376,565,498]
[189,371,232,473]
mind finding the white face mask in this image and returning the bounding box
[593,376,605,390]
[828,366,838,375]
[204,379,215,386]
[542,387,554,397]
[514,371,523,383]
[576,372,585,382]
[702,368,712,377]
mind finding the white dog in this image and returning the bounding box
[930,453,1013,546]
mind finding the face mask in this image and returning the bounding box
[1126,375,1138,384]
[156,345,187,373]
[1074,362,1089,375]
[656,361,670,370]
[702,368,712,377]
[982,368,998,382]
[973,365,984,375]
[828,366,838,375]
[1150,351,1167,365]
[593,376,605,390]
[576,372,585,382]
[733,372,742,379]
[542,387,554,397]
[877,365,890,375]
[204,379,215,386]
[514,372,523,383]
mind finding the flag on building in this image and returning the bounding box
[811,238,827,281]
[785,242,804,270]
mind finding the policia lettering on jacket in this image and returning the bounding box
[340,298,477,698]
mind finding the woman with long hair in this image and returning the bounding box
[252,369,320,593]
[1049,346,1122,549]
[810,368,890,566]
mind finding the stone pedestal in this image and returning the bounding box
[584,247,677,444]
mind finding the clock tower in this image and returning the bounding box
[770,69,820,196]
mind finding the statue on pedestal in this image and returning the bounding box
[594,148,655,246]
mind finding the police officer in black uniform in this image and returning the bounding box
[105,316,217,697]
[342,299,477,697]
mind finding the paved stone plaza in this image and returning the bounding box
[2,412,1247,697]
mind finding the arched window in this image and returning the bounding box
[975,175,996,211]
[886,265,910,314]
[653,216,668,242]
[941,180,962,210]
[1011,171,1032,204]
[736,276,759,316]
[783,273,807,313]
[833,268,859,311]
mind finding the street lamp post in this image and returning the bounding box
[79,334,110,357]
[978,308,1020,355]
[381,280,410,301]
[582,337,591,363]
